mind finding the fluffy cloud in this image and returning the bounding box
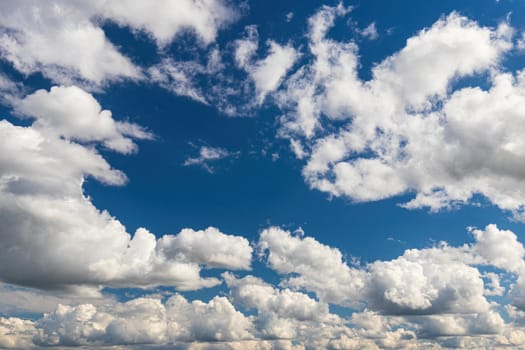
[0,86,252,291]
[257,226,366,306]
[25,294,252,346]
[3,225,525,348]
[89,227,252,290]
[14,85,153,154]
[166,294,253,342]
[256,225,525,346]
[0,317,37,349]
[0,0,237,85]
[274,4,525,218]
[257,225,524,317]
[101,0,238,46]
[0,0,139,85]
[235,26,298,104]
[224,273,338,323]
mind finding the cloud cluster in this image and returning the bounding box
[3,224,525,348]
[0,0,237,85]
[257,225,525,313]
[255,225,525,347]
[0,85,252,291]
[274,4,525,219]
[2,294,251,347]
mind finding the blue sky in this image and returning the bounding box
[3,0,525,349]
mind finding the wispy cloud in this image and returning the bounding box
[184,145,239,173]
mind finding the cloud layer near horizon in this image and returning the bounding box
[3,224,525,349]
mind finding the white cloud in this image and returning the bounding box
[31,294,253,346]
[276,5,525,218]
[157,227,252,270]
[359,22,378,40]
[234,25,259,69]
[224,273,335,322]
[408,311,505,338]
[166,294,253,343]
[470,224,525,273]
[0,87,252,291]
[102,0,238,46]
[3,225,525,348]
[257,226,366,306]
[0,0,238,86]
[90,227,252,290]
[14,85,153,154]
[235,26,299,104]
[255,225,525,346]
[0,317,37,349]
[184,145,238,173]
[0,1,140,86]
[0,73,19,101]
[365,245,488,315]
[148,58,213,104]
[0,283,113,314]
[257,225,523,317]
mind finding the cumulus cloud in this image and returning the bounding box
[101,0,239,46]
[257,225,524,317]
[0,86,252,291]
[19,294,252,347]
[3,225,525,348]
[0,1,139,86]
[224,273,336,322]
[255,225,525,346]
[14,85,153,154]
[274,4,525,218]
[0,0,237,85]
[0,317,37,349]
[257,226,365,306]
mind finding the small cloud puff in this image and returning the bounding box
[184,145,239,173]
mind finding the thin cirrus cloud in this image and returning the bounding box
[3,1,525,349]
[148,26,298,115]
[183,145,239,173]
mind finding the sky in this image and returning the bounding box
[4,0,525,349]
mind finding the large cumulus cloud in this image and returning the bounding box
[0,85,252,291]
[275,4,525,220]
